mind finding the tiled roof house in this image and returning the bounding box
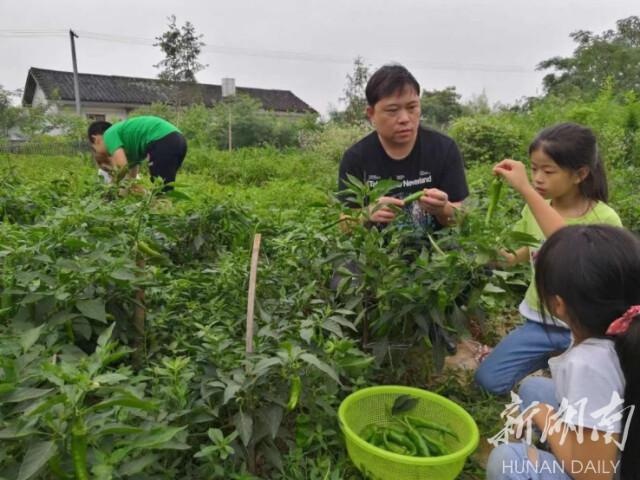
[22,67,317,122]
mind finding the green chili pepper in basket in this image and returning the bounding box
[405,415,459,440]
[359,424,380,444]
[402,417,431,457]
[386,429,417,456]
[383,430,412,455]
[417,428,449,456]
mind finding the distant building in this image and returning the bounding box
[21,67,317,122]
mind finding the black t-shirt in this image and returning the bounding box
[338,126,469,230]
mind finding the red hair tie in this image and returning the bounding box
[606,305,640,336]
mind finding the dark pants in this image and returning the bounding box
[147,131,187,190]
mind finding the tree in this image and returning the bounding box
[0,86,20,138]
[420,86,463,128]
[154,15,207,82]
[332,56,371,124]
[537,16,640,99]
[463,90,492,115]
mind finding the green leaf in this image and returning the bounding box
[93,373,128,385]
[153,439,190,450]
[483,283,506,294]
[253,357,281,377]
[97,323,115,348]
[299,327,314,343]
[506,230,540,247]
[264,405,283,439]
[223,383,241,405]
[234,411,253,447]
[85,395,158,413]
[166,189,192,201]
[128,426,187,450]
[25,394,66,416]
[17,440,57,480]
[0,426,37,439]
[321,318,343,336]
[72,317,92,341]
[20,325,44,352]
[119,453,159,476]
[110,269,137,281]
[327,315,358,332]
[261,442,284,473]
[391,394,419,416]
[76,298,106,323]
[1,387,53,403]
[299,353,340,384]
[0,383,15,395]
[97,424,145,437]
[194,446,217,459]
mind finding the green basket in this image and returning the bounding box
[338,385,479,480]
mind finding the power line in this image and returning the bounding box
[0,30,66,38]
[0,28,534,74]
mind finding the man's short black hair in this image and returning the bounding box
[87,121,113,143]
[365,64,420,107]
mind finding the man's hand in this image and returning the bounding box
[368,196,404,223]
[418,188,449,216]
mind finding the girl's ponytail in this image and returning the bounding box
[580,152,609,203]
[616,317,640,479]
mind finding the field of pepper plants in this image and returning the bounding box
[1,140,640,479]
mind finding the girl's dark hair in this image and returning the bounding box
[529,122,608,202]
[87,120,113,143]
[365,64,420,107]
[535,225,640,478]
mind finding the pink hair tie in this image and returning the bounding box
[606,305,640,336]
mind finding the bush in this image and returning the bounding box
[449,115,526,165]
[299,121,371,163]
[130,98,315,150]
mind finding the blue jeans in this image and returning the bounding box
[518,376,558,411]
[486,378,568,480]
[486,441,571,480]
[475,320,571,395]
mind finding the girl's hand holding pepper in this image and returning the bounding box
[493,159,532,195]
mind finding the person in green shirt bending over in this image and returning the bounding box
[88,115,187,191]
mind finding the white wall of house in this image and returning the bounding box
[34,85,129,122]
[32,85,49,108]
[69,103,130,123]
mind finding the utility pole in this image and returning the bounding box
[69,29,81,115]
[222,78,235,151]
[228,105,232,151]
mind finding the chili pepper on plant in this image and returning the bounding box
[137,240,165,260]
[287,375,302,411]
[485,177,503,225]
[71,418,89,480]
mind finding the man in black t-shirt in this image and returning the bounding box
[338,64,468,231]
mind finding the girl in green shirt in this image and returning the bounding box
[475,122,622,395]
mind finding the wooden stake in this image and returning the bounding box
[245,234,261,354]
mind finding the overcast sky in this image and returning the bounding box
[1,0,638,116]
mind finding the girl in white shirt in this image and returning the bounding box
[487,225,639,480]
